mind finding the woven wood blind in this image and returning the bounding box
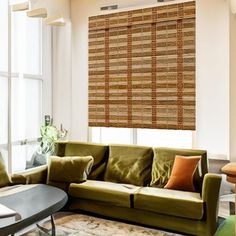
[88,1,196,130]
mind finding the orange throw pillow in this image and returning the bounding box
[164,155,201,192]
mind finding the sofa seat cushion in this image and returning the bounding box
[69,180,141,208]
[134,187,204,220]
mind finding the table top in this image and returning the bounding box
[0,184,68,236]
[222,162,236,184]
[222,163,236,176]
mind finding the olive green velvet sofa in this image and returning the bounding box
[11,141,222,236]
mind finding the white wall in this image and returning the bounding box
[52,22,72,132]
[196,0,230,159]
[230,11,236,162]
[51,1,71,133]
[31,0,70,19]
[53,0,233,159]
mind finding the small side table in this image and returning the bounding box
[222,163,236,234]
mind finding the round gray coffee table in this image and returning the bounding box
[0,184,68,236]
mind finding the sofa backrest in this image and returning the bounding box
[150,147,208,192]
[104,144,153,186]
[55,142,207,191]
[55,141,108,180]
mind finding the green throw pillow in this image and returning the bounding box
[0,159,10,187]
[104,145,153,186]
[55,142,108,180]
[150,147,207,191]
[47,156,94,184]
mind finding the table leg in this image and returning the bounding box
[51,215,55,236]
[36,215,56,236]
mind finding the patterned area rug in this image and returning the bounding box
[23,212,183,236]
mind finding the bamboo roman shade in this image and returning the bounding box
[88,1,196,130]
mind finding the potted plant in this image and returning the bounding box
[38,121,59,156]
[26,116,68,168]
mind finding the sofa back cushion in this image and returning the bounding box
[150,147,208,192]
[0,160,10,187]
[54,142,108,180]
[47,156,94,183]
[104,144,153,186]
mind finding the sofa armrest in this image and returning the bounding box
[11,165,48,184]
[202,173,222,235]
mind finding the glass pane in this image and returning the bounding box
[90,127,100,143]
[12,144,26,172]
[12,77,42,142]
[0,149,8,172]
[137,129,193,148]
[100,127,132,144]
[12,142,40,172]
[0,77,8,145]
[25,142,41,169]
[11,11,41,75]
[0,0,8,72]
[24,17,41,74]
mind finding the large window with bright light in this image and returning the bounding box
[0,0,52,173]
[90,127,193,149]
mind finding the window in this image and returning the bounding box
[91,127,133,144]
[0,76,8,169]
[90,127,193,149]
[12,77,42,172]
[0,0,52,173]
[136,128,192,148]
[0,0,9,170]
